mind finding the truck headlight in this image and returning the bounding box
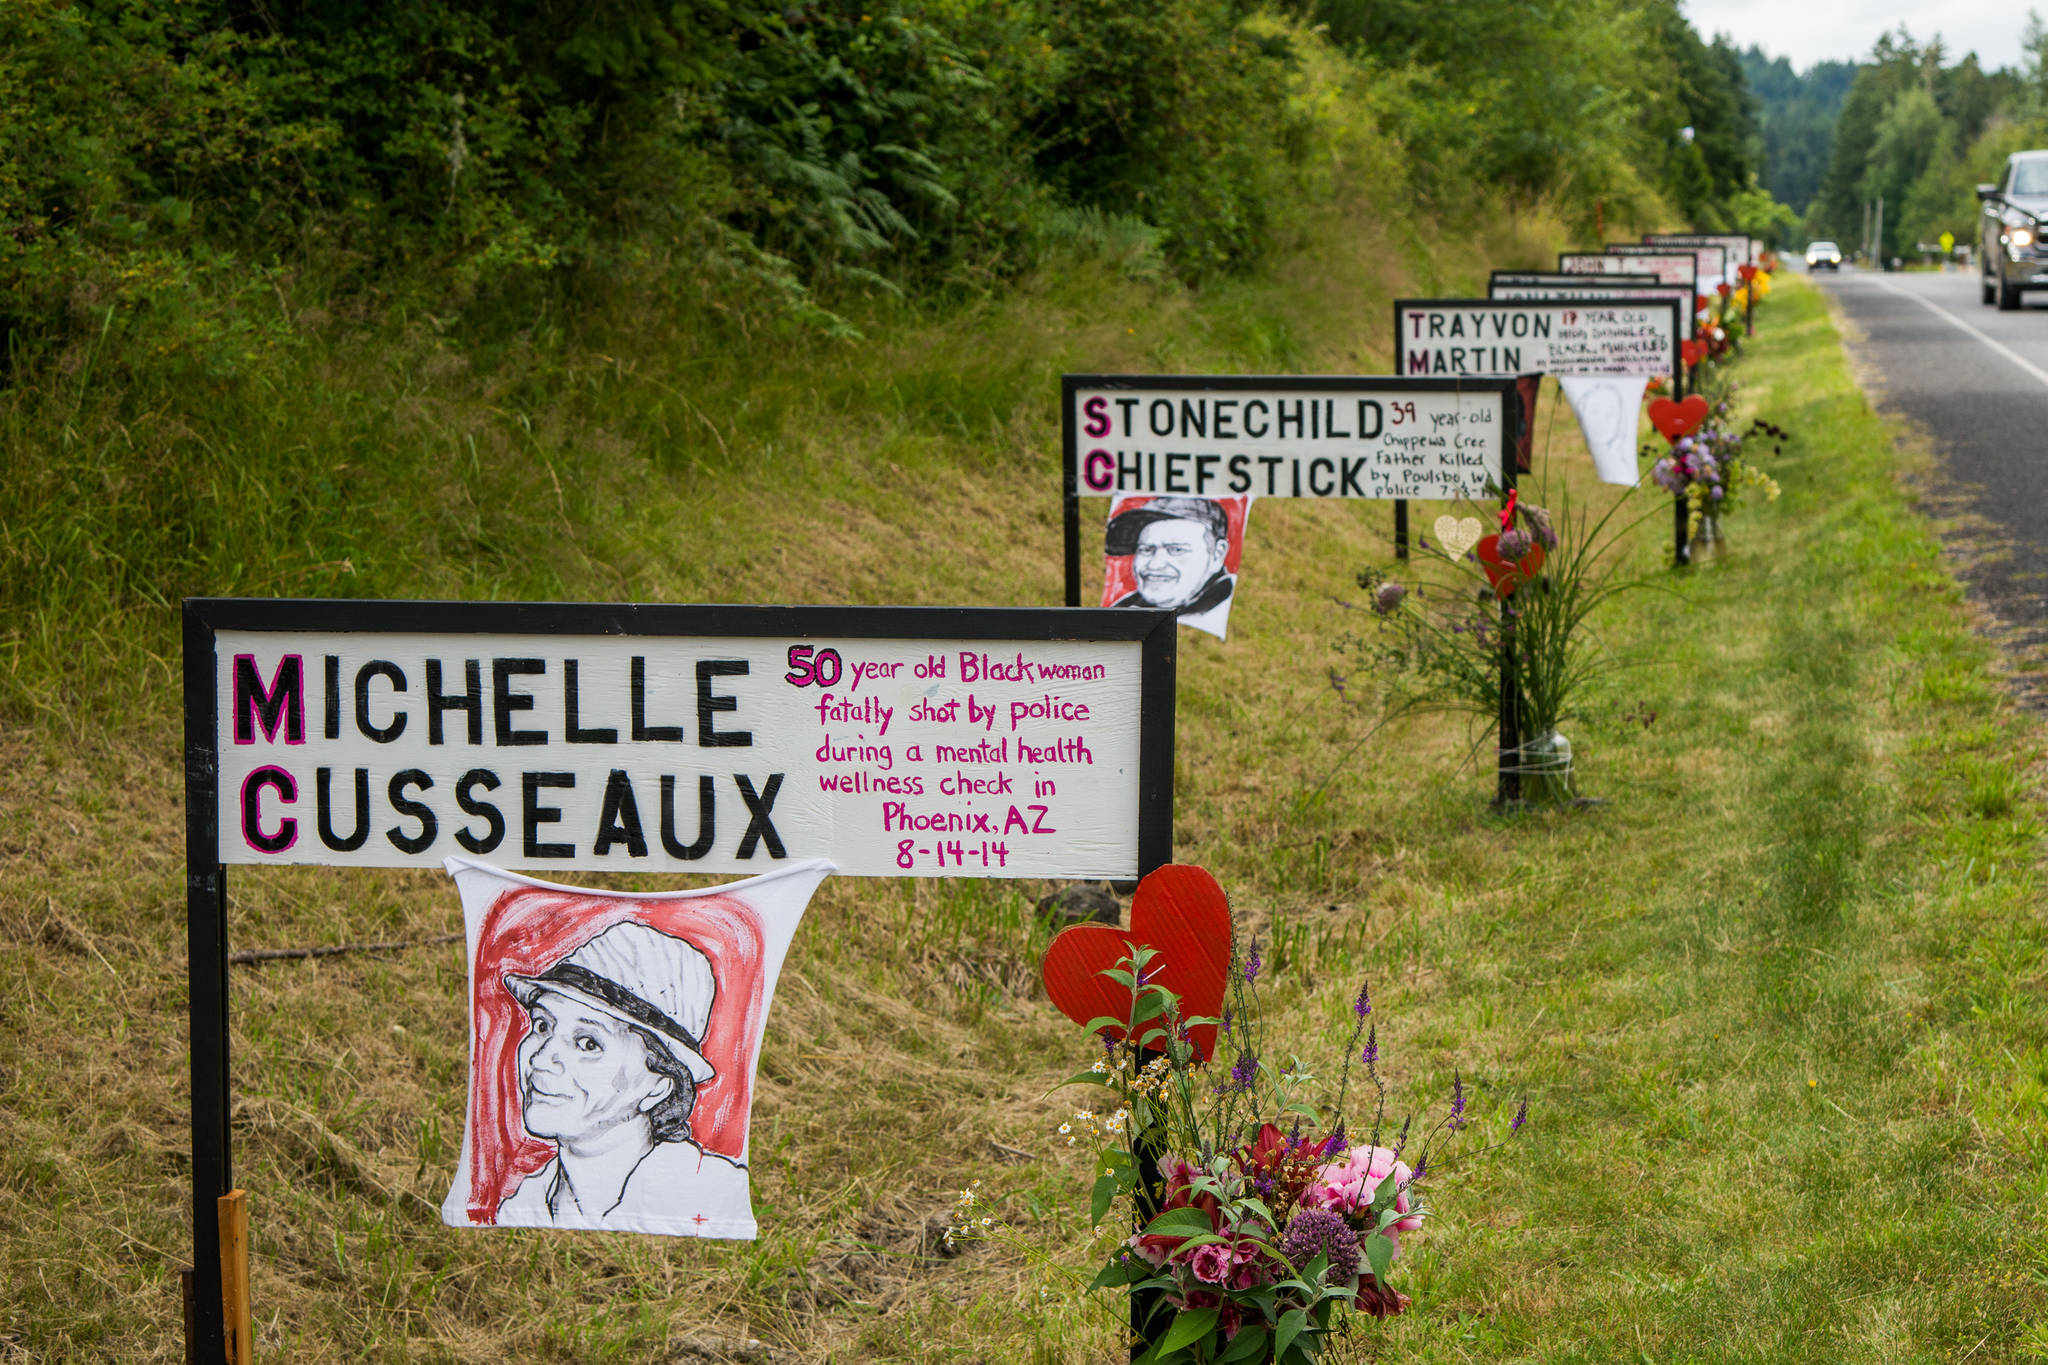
[2012,227,2035,248]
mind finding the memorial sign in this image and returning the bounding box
[1559,251,1698,291]
[1608,242,1726,286]
[1392,298,1682,388]
[1644,232,1754,265]
[182,597,1176,1357]
[1059,375,1518,603]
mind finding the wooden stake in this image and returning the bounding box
[217,1190,252,1365]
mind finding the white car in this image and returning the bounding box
[1805,241,1842,270]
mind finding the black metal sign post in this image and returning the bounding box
[182,598,1177,1363]
[1060,374,1519,601]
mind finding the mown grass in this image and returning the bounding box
[6,236,2048,1364]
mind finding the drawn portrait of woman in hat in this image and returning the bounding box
[495,920,750,1229]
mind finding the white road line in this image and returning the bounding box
[1863,270,2048,391]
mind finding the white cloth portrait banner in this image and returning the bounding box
[440,855,834,1239]
[1557,374,1650,486]
[1101,493,1252,642]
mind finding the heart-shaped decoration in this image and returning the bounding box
[1041,864,1232,1061]
[1738,263,1759,283]
[1476,534,1545,597]
[1716,282,1733,299]
[1695,294,1710,314]
[1433,514,1483,559]
[1648,394,1709,443]
[1680,338,1706,370]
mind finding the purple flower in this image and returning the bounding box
[1354,981,1372,1019]
[1497,528,1533,563]
[1219,1007,1233,1037]
[1362,1025,1378,1067]
[1230,1050,1258,1093]
[1409,1156,1427,1183]
[1450,1072,1466,1129]
[1280,1209,1361,1279]
[1711,485,1725,500]
[1243,936,1262,984]
[1324,1125,1347,1155]
[1511,1098,1529,1134]
[1373,581,1407,616]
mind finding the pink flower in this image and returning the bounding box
[1228,1242,1281,1290]
[1298,1145,1423,1239]
[1186,1242,1232,1284]
[1124,1233,1166,1268]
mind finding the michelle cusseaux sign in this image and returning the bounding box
[1392,298,1682,383]
[1559,251,1699,290]
[1063,375,1517,501]
[194,600,1174,880]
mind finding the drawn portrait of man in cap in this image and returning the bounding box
[1104,495,1242,639]
[495,920,748,1229]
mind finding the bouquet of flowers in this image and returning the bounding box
[1058,934,1526,1363]
[1645,382,1786,540]
[1337,487,1645,803]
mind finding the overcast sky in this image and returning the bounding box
[1685,0,2033,71]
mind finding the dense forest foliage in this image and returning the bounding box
[0,0,1783,728]
[1803,26,2048,257]
[1740,48,1855,216]
[0,0,1774,372]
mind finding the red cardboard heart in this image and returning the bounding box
[1648,394,1709,442]
[1041,864,1233,1061]
[1680,339,1706,370]
[1476,534,1544,597]
[1695,294,1709,314]
[1716,282,1733,298]
[1737,263,1759,283]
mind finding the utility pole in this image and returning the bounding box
[1874,196,1885,267]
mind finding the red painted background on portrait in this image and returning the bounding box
[1100,494,1252,606]
[465,884,767,1224]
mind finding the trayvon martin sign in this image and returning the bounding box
[1393,298,1682,385]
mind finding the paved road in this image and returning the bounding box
[1811,264,2048,665]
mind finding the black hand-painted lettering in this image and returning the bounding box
[733,773,785,859]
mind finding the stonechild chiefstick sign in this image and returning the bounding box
[180,598,1177,1361]
[1060,374,1521,603]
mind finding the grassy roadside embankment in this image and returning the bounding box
[5,252,2048,1363]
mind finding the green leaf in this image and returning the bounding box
[1153,1307,1219,1358]
[1274,1307,1308,1362]
[1052,1069,1115,1091]
[1091,1173,1118,1226]
[1082,1014,1132,1034]
[1141,1206,1215,1237]
[1215,1324,1270,1363]
[1364,1233,1394,1284]
[1089,1257,1143,1290]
